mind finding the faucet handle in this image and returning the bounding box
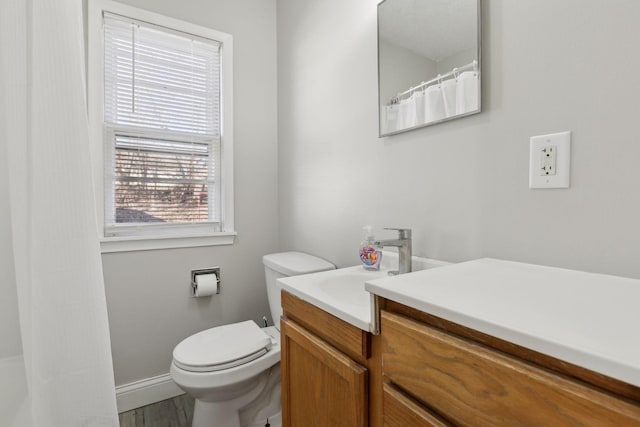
[384,227,412,239]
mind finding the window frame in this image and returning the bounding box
[88,0,235,252]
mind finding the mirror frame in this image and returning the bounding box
[377,0,482,137]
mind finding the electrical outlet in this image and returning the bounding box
[529,132,570,189]
[539,145,556,176]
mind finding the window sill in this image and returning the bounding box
[100,231,237,253]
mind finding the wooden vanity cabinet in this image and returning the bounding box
[280,291,384,427]
[379,300,640,427]
[382,382,452,427]
[280,318,367,426]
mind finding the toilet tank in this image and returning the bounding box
[262,252,335,330]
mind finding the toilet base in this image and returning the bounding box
[239,365,281,427]
[191,374,265,427]
[191,401,282,427]
[243,412,282,427]
[190,365,281,427]
[192,400,241,427]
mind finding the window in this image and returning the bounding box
[89,1,234,251]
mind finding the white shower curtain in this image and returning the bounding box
[441,78,458,118]
[456,71,479,115]
[1,0,119,425]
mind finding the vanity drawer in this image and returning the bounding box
[382,382,452,427]
[282,291,369,363]
[381,310,640,426]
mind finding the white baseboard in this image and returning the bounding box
[116,373,184,413]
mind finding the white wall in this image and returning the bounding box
[277,0,640,280]
[103,0,278,386]
[436,47,477,75]
[379,38,436,104]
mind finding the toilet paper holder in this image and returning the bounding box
[191,268,221,296]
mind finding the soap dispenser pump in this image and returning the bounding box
[359,226,382,270]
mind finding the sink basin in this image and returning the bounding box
[277,251,450,331]
[315,272,372,308]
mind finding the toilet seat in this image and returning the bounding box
[173,320,272,373]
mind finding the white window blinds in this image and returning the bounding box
[103,12,222,234]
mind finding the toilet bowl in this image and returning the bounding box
[171,252,335,427]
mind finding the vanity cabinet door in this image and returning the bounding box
[281,317,368,427]
[382,383,452,427]
[381,310,640,427]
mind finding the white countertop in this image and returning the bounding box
[278,266,382,331]
[365,258,640,388]
[278,251,451,332]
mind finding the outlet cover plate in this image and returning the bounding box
[529,131,571,189]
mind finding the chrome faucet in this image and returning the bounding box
[374,228,412,274]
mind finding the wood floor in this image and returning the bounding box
[119,394,195,427]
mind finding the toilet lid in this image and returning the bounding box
[173,320,272,372]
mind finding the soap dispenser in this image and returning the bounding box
[359,226,382,270]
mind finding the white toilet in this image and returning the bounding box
[170,252,335,427]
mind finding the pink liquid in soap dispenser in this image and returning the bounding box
[359,226,382,270]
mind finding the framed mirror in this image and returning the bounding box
[378,0,481,137]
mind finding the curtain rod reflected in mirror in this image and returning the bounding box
[378,0,482,137]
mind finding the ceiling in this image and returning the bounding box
[379,0,478,61]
